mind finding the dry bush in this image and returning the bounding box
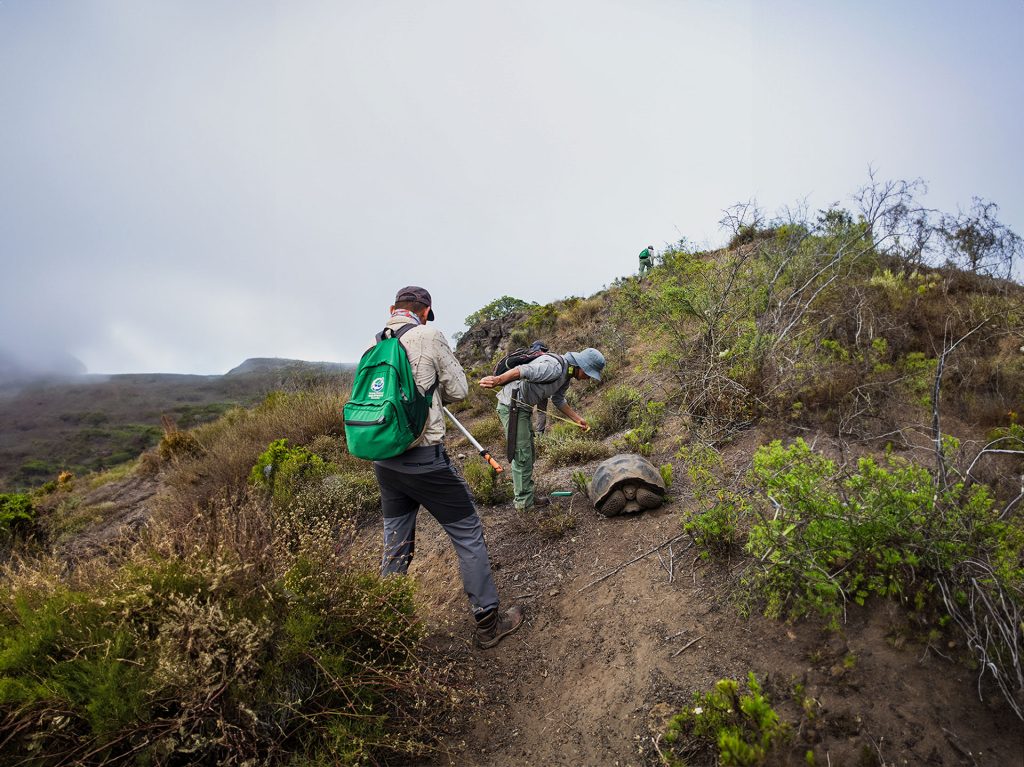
[137,450,162,477]
[445,380,493,416]
[463,457,511,506]
[456,415,504,447]
[157,429,203,462]
[556,295,604,330]
[153,489,277,568]
[157,388,344,529]
[541,435,611,468]
[0,533,455,766]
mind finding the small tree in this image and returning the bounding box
[939,197,1022,278]
[855,172,935,271]
[463,296,537,328]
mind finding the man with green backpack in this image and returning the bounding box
[344,286,523,649]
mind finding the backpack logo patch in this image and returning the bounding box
[369,376,386,399]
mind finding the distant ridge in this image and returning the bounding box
[0,356,355,490]
[226,357,353,376]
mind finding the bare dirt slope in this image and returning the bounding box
[403,458,1024,766]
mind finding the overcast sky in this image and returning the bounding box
[2,1,1021,375]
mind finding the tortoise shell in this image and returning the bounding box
[587,453,666,516]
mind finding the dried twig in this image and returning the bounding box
[941,727,978,766]
[671,635,705,658]
[656,547,670,579]
[576,534,690,593]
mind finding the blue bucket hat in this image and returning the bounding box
[565,348,605,381]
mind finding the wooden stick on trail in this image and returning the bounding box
[671,635,705,658]
[576,533,691,594]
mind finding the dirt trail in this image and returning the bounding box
[404,486,1024,766]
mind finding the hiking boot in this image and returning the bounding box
[474,605,524,649]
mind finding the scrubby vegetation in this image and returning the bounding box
[613,183,1024,437]
[0,541,446,766]
[539,423,612,467]
[660,673,792,767]
[0,362,353,492]
[463,458,511,505]
[695,438,1024,718]
[0,492,34,545]
[0,387,458,765]
[458,175,1024,725]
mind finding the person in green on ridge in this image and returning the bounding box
[638,245,654,277]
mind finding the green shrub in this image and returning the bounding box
[738,434,1024,720]
[987,422,1024,451]
[615,427,655,456]
[463,458,511,505]
[899,351,938,407]
[659,463,674,488]
[678,444,748,557]
[571,470,589,495]
[521,303,559,334]
[589,384,644,437]
[684,495,747,557]
[250,438,334,509]
[461,416,504,446]
[662,673,791,766]
[0,493,34,542]
[611,400,666,456]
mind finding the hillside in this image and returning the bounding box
[2,202,1023,766]
[0,358,353,491]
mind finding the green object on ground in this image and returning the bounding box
[550,491,574,497]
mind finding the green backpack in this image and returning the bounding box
[343,324,438,461]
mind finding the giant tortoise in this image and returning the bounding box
[587,453,666,517]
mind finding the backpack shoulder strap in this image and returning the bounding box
[394,323,419,340]
[382,322,439,398]
[375,322,418,343]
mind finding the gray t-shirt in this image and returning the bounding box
[497,354,570,409]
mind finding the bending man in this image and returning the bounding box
[480,347,605,512]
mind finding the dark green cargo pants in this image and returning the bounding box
[497,403,536,511]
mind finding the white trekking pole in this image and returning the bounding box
[443,407,504,473]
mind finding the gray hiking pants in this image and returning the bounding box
[375,461,500,615]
